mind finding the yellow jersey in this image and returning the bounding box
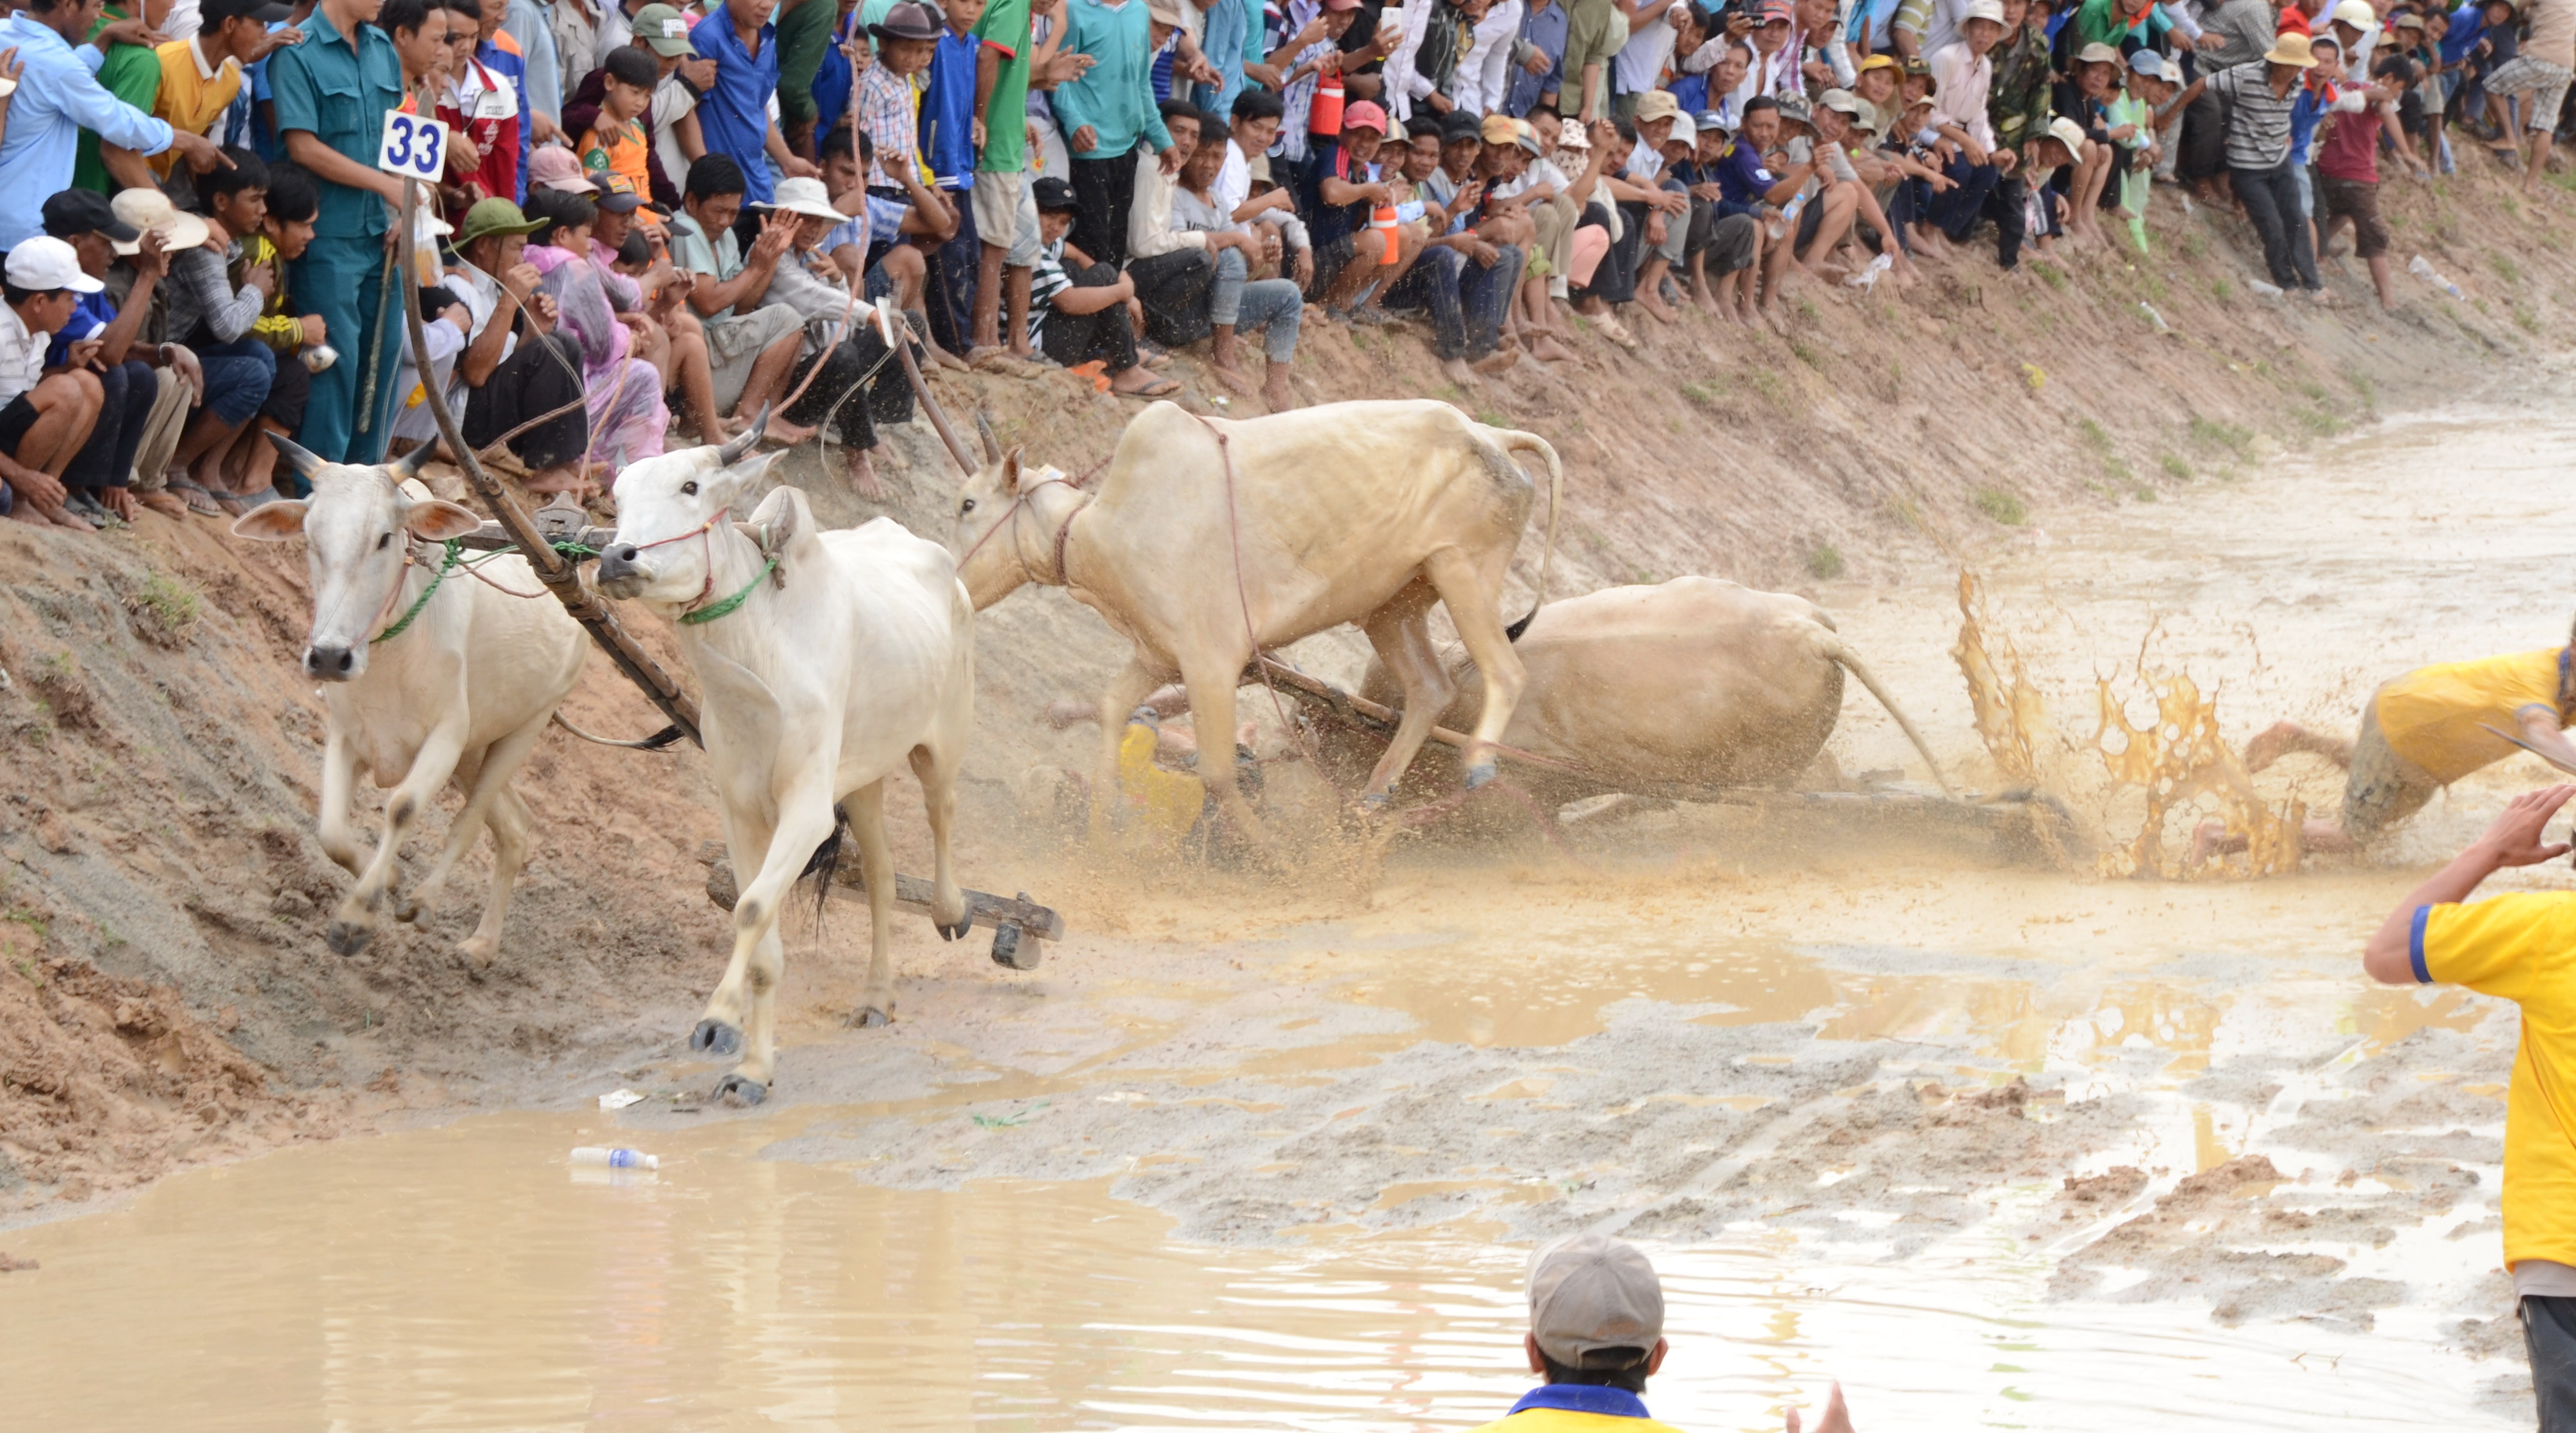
[148,37,244,177]
[2419,892,2576,1272]
[2372,648,2570,785]
[1464,1386,1689,1433]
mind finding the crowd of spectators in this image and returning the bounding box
[0,0,2568,526]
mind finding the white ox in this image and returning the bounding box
[1353,577,1953,805]
[233,442,587,967]
[953,399,1560,837]
[594,429,975,1104]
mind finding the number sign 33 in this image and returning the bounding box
[376,110,448,180]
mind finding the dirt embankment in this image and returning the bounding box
[1,161,2569,1211]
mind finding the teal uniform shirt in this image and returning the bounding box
[267,9,408,462]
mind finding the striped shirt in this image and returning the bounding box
[2208,60,2296,169]
[1027,234,1072,345]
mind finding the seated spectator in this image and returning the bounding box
[219,160,329,511]
[438,197,594,491]
[816,124,941,321]
[1611,92,1695,323]
[586,170,725,441]
[739,175,923,498]
[1494,112,1586,358]
[1671,113,1765,319]
[1169,106,1303,407]
[1303,101,1399,318]
[1925,0,2025,270]
[0,239,107,530]
[1381,112,1529,384]
[520,187,670,481]
[41,190,180,526]
[1028,175,1175,397]
[145,165,282,516]
[1125,99,1223,348]
[1465,1233,1855,1433]
[666,154,814,437]
[1808,91,1913,286]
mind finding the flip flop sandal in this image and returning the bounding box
[167,481,225,518]
[1117,376,1182,399]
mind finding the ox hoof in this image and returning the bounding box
[853,1006,891,1029]
[933,915,973,942]
[713,1073,768,1106]
[1464,762,1498,790]
[690,1018,743,1057]
[393,900,423,925]
[991,924,1042,971]
[1359,790,1392,812]
[325,921,374,957]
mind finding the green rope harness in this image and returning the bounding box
[680,556,778,626]
[372,540,462,645]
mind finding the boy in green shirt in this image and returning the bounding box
[969,0,1044,361]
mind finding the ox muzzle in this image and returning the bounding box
[594,543,648,599]
[305,643,362,682]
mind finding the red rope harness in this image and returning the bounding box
[632,506,732,614]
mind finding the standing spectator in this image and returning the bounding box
[577,42,662,196]
[689,0,819,208]
[2171,30,2331,298]
[634,3,707,208]
[266,0,413,463]
[2362,785,2576,1433]
[971,0,1045,362]
[499,0,565,144]
[1926,0,2023,268]
[1458,0,1529,116]
[0,0,227,252]
[103,0,292,184]
[1193,0,1254,114]
[2317,50,2417,308]
[440,0,528,212]
[2484,0,2573,192]
[920,0,987,354]
[0,238,106,530]
[774,0,839,156]
[1503,0,1570,116]
[1057,0,1178,267]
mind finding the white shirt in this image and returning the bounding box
[1613,0,1679,95]
[1906,0,1975,63]
[653,71,700,202]
[1928,39,1995,150]
[1127,146,1209,259]
[1494,154,1568,200]
[1453,0,1525,116]
[0,304,45,409]
[596,3,635,70]
[1217,138,1253,229]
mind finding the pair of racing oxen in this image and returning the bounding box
[237,399,1945,1103]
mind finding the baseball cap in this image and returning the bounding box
[591,169,645,212]
[5,237,104,294]
[2390,9,2424,26]
[42,189,141,245]
[1819,87,1865,116]
[1528,1235,1664,1370]
[2075,40,2122,65]
[1695,110,1732,136]
[2128,48,2170,79]
[1342,99,1389,134]
[631,2,697,55]
[529,145,599,193]
[1902,54,1939,92]
[1440,109,1485,142]
[1511,118,1543,155]
[1321,0,1361,10]
[1774,91,1815,132]
[1033,175,1079,211]
[1481,112,1520,145]
[1634,89,1685,126]
[2331,0,2374,24]
[1757,0,1793,21]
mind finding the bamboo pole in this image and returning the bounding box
[396,177,705,746]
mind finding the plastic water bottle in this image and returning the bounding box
[2138,301,2169,332]
[2407,255,2464,298]
[2246,279,2284,298]
[571,1146,659,1170]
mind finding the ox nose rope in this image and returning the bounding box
[618,506,777,628]
[372,540,463,645]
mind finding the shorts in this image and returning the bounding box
[2341,700,2440,843]
[1702,211,1759,276]
[0,390,40,460]
[261,353,313,431]
[1795,194,1826,250]
[1310,231,1359,300]
[2485,55,2575,132]
[970,169,1044,268]
[703,302,806,413]
[2522,1295,2576,1432]
[2319,175,2389,258]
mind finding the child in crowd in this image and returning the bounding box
[1027,175,1170,395]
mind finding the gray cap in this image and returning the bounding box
[1528,1234,1664,1368]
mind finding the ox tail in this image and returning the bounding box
[1492,429,1563,642]
[1824,639,1956,799]
[799,804,853,928]
[550,712,686,751]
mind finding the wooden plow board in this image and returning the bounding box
[696,843,1065,970]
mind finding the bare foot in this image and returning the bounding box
[3,502,45,525]
[844,445,887,500]
[1441,356,1480,387]
[764,414,819,446]
[1208,362,1258,396]
[138,490,190,519]
[1634,290,1679,323]
[1260,366,1296,411]
[522,464,594,499]
[1529,334,1578,363]
[1470,348,1520,376]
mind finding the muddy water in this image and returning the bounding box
[6,410,2567,1428]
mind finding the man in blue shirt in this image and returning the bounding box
[918,0,981,353]
[267,0,410,462]
[0,0,229,251]
[1465,1234,1858,1433]
[690,0,819,206]
[1501,0,1568,117]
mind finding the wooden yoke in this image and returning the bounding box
[396,177,705,747]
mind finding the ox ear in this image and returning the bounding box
[265,429,326,482]
[230,499,311,542]
[402,499,485,542]
[745,483,823,567]
[709,448,782,507]
[1007,448,1041,495]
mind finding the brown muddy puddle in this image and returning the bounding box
[0,1106,2505,1432]
[6,411,2566,1428]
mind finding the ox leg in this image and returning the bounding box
[456,786,532,970]
[909,743,970,938]
[1091,657,1168,840]
[845,780,900,1026]
[329,716,471,958]
[1424,547,1528,791]
[316,725,364,875]
[1358,583,1455,807]
[1180,657,1271,847]
[703,782,838,1104]
[404,708,553,951]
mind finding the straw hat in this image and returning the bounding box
[755,176,847,222]
[108,188,210,255]
[2263,31,2321,66]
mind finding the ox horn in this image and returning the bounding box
[717,405,768,466]
[975,410,1000,465]
[391,441,438,481]
[265,429,326,481]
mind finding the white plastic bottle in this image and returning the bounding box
[570,1146,659,1170]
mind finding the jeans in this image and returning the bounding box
[2526,1295,2576,1433]
[65,358,156,491]
[922,183,979,356]
[194,336,277,428]
[2232,159,2319,289]
[1929,156,2026,269]
[1209,247,1303,364]
[1387,242,1524,362]
[1040,261,1141,372]
[1129,246,1216,347]
[782,321,918,450]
